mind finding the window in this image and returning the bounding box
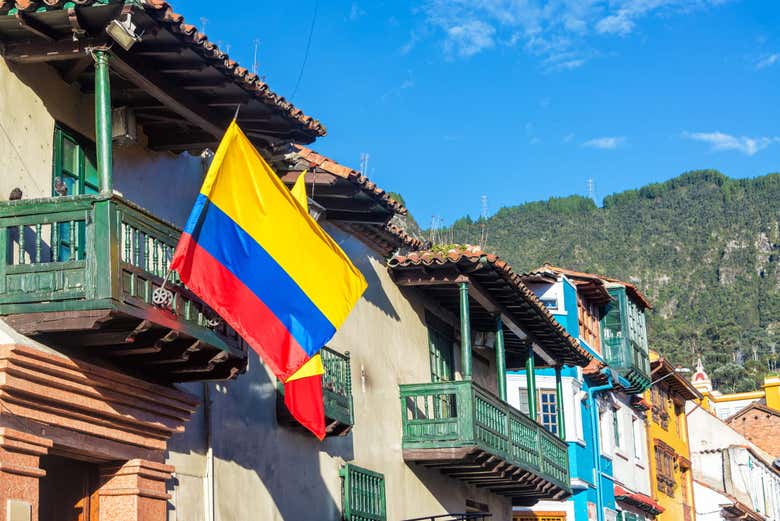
[53,125,99,197]
[632,418,644,460]
[612,408,622,450]
[650,386,670,430]
[517,387,530,416]
[426,312,454,383]
[52,126,98,261]
[340,464,386,521]
[654,443,676,496]
[541,297,558,310]
[539,390,559,435]
[577,295,601,351]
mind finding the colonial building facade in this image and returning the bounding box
[0,2,593,520]
[644,352,700,521]
[510,267,657,521]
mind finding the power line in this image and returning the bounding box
[290,0,320,100]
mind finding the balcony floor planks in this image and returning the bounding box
[405,446,568,500]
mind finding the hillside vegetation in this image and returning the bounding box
[440,171,780,392]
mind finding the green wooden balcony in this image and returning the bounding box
[277,346,354,437]
[0,194,246,382]
[400,380,571,504]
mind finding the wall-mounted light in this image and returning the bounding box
[106,13,142,51]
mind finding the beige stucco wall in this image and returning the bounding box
[166,226,512,521]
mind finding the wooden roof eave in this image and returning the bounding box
[390,262,588,368]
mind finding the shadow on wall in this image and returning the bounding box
[167,350,353,520]
[405,463,512,520]
[324,223,401,323]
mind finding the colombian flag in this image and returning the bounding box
[171,121,367,438]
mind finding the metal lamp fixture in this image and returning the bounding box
[106,13,142,51]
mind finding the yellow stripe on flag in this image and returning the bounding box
[200,123,366,330]
[286,354,324,382]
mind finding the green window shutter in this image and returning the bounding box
[426,311,454,383]
[340,463,386,521]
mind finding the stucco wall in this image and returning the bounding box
[166,227,512,521]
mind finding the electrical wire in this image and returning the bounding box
[290,0,319,100]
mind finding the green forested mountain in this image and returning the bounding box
[439,171,780,392]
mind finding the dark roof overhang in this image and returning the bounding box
[388,249,593,368]
[0,1,325,152]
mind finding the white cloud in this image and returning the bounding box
[444,20,496,57]
[348,3,366,21]
[682,131,779,156]
[583,136,625,149]
[755,53,780,70]
[418,0,733,67]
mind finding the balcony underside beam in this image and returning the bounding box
[405,446,569,500]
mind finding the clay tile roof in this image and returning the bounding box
[650,357,702,401]
[614,485,665,515]
[0,0,326,138]
[291,145,406,215]
[538,264,652,310]
[388,246,593,367]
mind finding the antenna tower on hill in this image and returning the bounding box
[252,39,261,75]
[586,178,597,202]
[480,195,488,249]
[359,153,370,177]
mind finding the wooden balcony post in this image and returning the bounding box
[93,49,113,193]
[495,315,507,401]
[526,350,537,421]
[555,364,566,440]
[459,282,472,379]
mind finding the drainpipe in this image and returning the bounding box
[204,383,215,521]
[92,49,113,193]
[459,282,472,380]
[495,315,507,401]
[587,371,614,521]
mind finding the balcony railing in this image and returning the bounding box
[0,194,246,381]
[400,380,571,502]
[277,346,354,437]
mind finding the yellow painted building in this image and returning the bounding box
[691,358,780,419]
[644,352,701,521]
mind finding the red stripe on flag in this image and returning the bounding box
[173,233,309,380]
[284,374,326,440]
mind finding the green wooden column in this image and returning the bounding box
[555,364,566,440]
[495,315,507,401]
[458,282,472,379]
[93,49,113,193]
[525,348,537,421]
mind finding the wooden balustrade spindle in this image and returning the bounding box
[17,225,25,265]
[68,221,75,260]
[52,222,59,262]
[35,224,42,263]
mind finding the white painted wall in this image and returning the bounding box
[687,405,780,521]
[608,393,651,496]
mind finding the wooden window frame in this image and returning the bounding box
[340,463,386,521]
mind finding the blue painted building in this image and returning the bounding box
[509,266,655,521]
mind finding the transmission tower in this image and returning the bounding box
[252,39,261,75]
[586,178,597,202]
[359,153,370,177]
[480,195,488,249]
[199,17,208,34]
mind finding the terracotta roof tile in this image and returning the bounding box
[537,263,653,309]
[291,145,406,215]
[389,246,593,367]
[0,0,326,137]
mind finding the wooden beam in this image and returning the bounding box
[15,12,59,42]
[2,37,106,63]
[61,57,92,84]
[323,211,388,224]
[392,268,468,287]
[108,50,224,138]
[466,277,528,342]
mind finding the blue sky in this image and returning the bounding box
[178,1,779,224]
